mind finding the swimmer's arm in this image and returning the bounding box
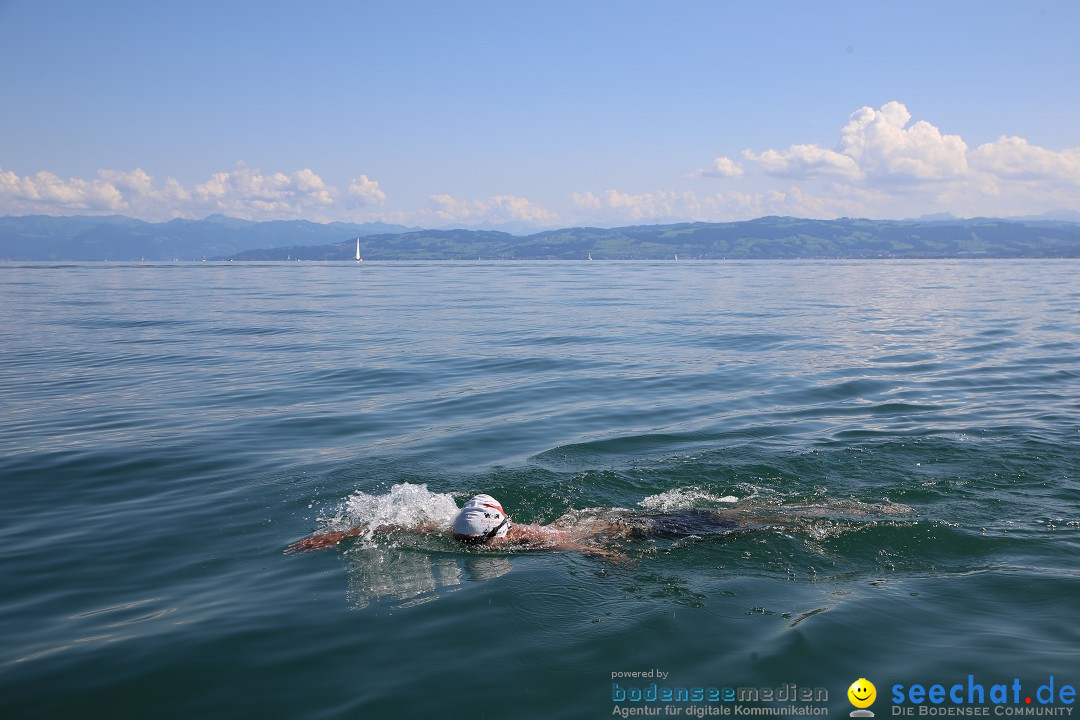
[498,525,633,566]
[500,524,561,546]
[285,521,443,553]
[557,539,630,569]
[285,528,365,553]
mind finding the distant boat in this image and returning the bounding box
[588,253,593,261]
[355,238,363,263]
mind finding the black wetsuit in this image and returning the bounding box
[624,509,739,539]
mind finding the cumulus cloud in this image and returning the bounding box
[737,102,968,183]
[569,186,866,225]
[0,164,566,227]
[0,168,129,212]
[692,101,1080,218]
[4,100,1077,226]
[971,136,1080,183]
[191,164,338,217]
[838,101,968,180]
[691,155,744,179]
[572,189,704,222]
[0,163,386,221]
[428,193,558,226]
[347,175,386,205]
[743,144,860,179]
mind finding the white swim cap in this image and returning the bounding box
[452,494,510,541]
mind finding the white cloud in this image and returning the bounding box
[743,144,860,179]
[99,168,155,196]
[569,187,866,225]
[428,193,558,226]
[570,190,603,211]
[0,165,564,227]
[0,163,385,221]
[738,102,968,184]
[572,189,701,222]
[347,175,386,205]
[4,99,1078,227]
[695,101,1080,219]
[838,101,968,180]
[691,155,744,179]
[0,168,129,212]
[971,136,1080,183]
[192,164,338,217]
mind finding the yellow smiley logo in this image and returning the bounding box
[848,678,876,709]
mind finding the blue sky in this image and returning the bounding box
[1,0,1078,228]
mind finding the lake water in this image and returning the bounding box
[1,260,1078,719]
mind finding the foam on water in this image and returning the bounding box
[636,486,740,511]
[318,483,461,544]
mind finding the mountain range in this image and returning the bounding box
[3,214,1080,261]
[0,214,417,261]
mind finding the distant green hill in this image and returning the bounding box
[230,216,1080,261]
[2,214,1079,260]
[0,215,417,261]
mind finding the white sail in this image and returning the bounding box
[355,238,362,262]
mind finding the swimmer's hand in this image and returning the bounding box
[285,528,365,553]
[285,522,441,554]
[582,545,636,569]
[551,539,635,568]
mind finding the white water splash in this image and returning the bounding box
[637,487,740,512]
[319,483,461,540]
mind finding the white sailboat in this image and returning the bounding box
[355,238,363,263]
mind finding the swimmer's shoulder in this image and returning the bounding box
[497,523,564,546]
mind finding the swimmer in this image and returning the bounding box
[285,492,911,558]
[286,494,618,557]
